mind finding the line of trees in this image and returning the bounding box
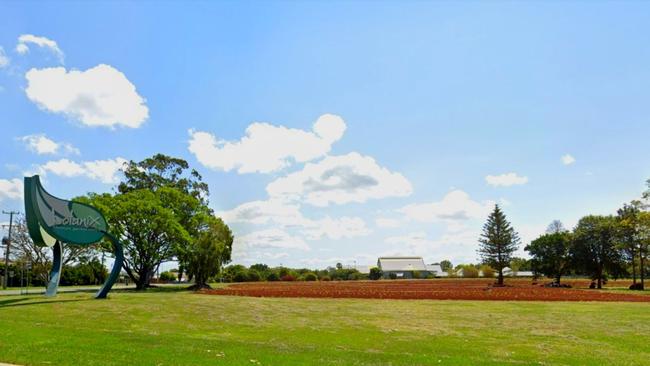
[6,154,233,290]
[478,178,650,290]
[220,263,367,282]
[527,201,649,289]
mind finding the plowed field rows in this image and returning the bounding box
[204,279,650,302]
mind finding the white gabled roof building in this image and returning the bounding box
[377,257,427,272]
[376,257,447,278]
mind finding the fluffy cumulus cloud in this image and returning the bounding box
[485,172,528,187]
[398,189,493,228]
[188,114,347,174]
[16,34,64,63]
[218,199,371,240]
[235,228,310,251]
[384,230,481,264]
[20,134,79,155]
[0,178,23,202]
[561,154,576,165]
[266,152,413,206]
[25,64,149,128]
[375,217,402,228]
[0,47,9,68]
[38,157,127,184]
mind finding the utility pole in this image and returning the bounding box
[2,210,19,289]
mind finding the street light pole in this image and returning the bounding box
[2,210,18,290]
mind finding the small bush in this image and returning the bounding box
[320,275,331,281]
[480,265,495,278]
[159,271,177,282]
[389,273,397,280]
[281,274,296,281]
[247,270,261,282]
[266,272,280,281]
[369,267,382,280]
[462,266,479,278]
[304,273,318,281]
[232,270,248,283]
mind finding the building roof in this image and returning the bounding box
[377,257,427,271]
[425,264,443,273]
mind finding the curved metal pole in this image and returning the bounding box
[95,232,124,299]
[45,241,63,297]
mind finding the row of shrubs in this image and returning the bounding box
[218,264,369,283]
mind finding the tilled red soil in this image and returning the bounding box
[203,279,650,302]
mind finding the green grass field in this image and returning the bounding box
[1,289,649,366]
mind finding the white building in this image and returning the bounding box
[377,257,446,278]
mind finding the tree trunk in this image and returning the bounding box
[497,269,504,285]
[641,251,646,289]
[597,267,603,289]
[555,273,561,285]
[631,254,637,284]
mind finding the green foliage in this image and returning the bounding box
[159,271,177,282]
[82,154,232,290]
[478,205,520,284]
[369,267,383,280]
[525,232,572,283]
[571,215,627,289]
[439,260,453,272]
[303,272,318,281]
[388,273,397,280]
[85,188,190,289]
[266,272,280,281]
[479,265,495,278]
[509,257,532,272]
[60,258,107,286]
[247,270,261,282]
[460,265,479,278]
[184,217,233,288]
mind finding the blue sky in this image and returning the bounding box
[1,1,649,269]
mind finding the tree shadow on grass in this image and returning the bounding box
[0,297,89,308]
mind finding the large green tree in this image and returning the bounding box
[478,205,520,285]
[571,215,626,289]
[85,154,232,290]
[87,189,190,289]
[616,201,643,287]
[525,231,572,284]
[183,217,233,289]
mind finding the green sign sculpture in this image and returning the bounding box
[24,175,124,299]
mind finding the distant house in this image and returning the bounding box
[377,257,446,279]
[502,267,534,277]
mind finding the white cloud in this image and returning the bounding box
[485,172,528,187]
[384,229,481,264]
[266,152,412,206]
[188,114,347,174]
[0,47,9,68]
[561,154,576,165]
[25,64,149,128]
[302,216,370,240]
[0,178,23,202]
[218,199,370,240]
[16,34,64,63]
[20,134,80,155]
[235,228,310,251]
[375,217,402,228]
[38,157,126,184]
[398,190,493,226]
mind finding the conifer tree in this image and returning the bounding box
[478,205,521,285]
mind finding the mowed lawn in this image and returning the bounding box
[1,289,649,366]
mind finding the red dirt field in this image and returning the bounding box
[203,279,650,302]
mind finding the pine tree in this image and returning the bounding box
[478,205,521,285]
